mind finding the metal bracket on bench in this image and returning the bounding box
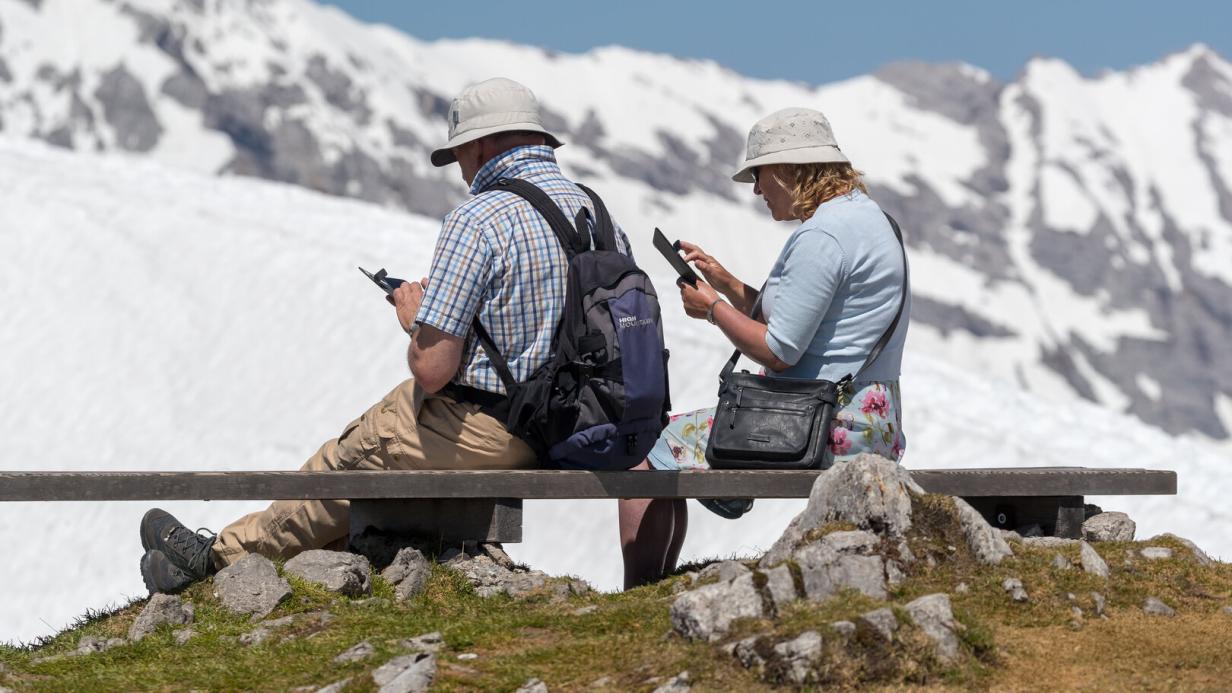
[962,495,1085,538]
[348,498,523,545]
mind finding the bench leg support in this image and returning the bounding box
[348,498,523,545]
[962,495,1084,539]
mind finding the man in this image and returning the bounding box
[139,77,631,592]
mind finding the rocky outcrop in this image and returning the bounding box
[670,573,766,642]
[284,550,372,597]
[382,547,431,602]
[129,593,194,641]
[1083,512,1136,541]
[213,554,292,619]
[371,652,436,693]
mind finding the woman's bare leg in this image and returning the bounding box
[664,499,688,573]
[619,461,682,589]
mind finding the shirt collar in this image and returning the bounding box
[469,145,559,194]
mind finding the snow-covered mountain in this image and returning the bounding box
[2,0,1231,442]
[0,135,1228,646]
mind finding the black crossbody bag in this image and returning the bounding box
[705,213,908,470]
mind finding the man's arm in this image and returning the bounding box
[391,277,467,394]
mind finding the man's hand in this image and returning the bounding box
[391,277,429,334]
[679,278,721,320]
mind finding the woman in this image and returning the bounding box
[619,107,911,588]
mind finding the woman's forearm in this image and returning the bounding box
[711,301,790,372]
[721,282,760,315]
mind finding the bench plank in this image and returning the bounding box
[0,467,1176,501]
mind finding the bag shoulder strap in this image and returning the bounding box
[719,212,909,387]
[576,183,619,252]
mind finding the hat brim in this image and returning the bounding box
[731,145,849,183]
[430,123,564,167]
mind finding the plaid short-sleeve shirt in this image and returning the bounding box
[415,145,631,394]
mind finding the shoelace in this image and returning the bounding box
[165,525,217,575]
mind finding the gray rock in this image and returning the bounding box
[954,497,1013,565]
[76,635,125,655]
[820,529,880,554]
[372,652,436,693]
[903,593,961,663]
[997,528,1023,542]
[652,671,690,692]
[572,605,598,616]
[1140,546,1173,560]
[173,628,195,645]
[1143,597,1176,617]
[670,573,766,642]
[761,564,800,612]
[382,548,431,602]
[1091,592,1106,617]
[335,640,375,664]
[698,560,749,583]
[761,455,921,567]
[478,543,517,570]
[830,620,856,637]
[1022,536,1078,549]
[400,631,444,653]
[728,634,769,670]
[1079,541,1110,578]
[772,631,822,686]
[588,676,613,688]
[1220,606,1232,617]
[1151,533,1215,566]
[129,593,195,641]
[516,677,549,693]
[1082,512,1136,542]
[796,547,886,602]
[1051,553,1073,570]
[456,653,478,661]
[213,554,292,619]
[858,607,899,641]
[955,581,970,594]
[885,559,906,587]
[1020,523,1044,538]
[1002,577,1029,602]
[285,550,372,597]
[263,615,297,629]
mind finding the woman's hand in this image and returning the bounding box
[677,241,737,297]
[679,278,721,321]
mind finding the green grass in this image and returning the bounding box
[2,504,1230,691]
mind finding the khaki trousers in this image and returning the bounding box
[212,378,536,568]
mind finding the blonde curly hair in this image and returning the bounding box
[769,162,868,220]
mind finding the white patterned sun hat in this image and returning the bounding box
[430,77,563,167]
[732,107,849,183]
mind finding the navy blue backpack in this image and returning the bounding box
[461,177,670,470]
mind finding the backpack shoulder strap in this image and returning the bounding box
[484,177,587,257]
[576,183,619,252]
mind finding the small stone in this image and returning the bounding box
[372,652,436,692]
[1140,546,1173,560]
[1072,606,1084,619]
[400,631,444,653]
[456,653,479,661]
[1220,606,1232,617]
[173,628,195,645]
[214,554,292,619]
[239,627,271,646]
[830,620,856,637]
[955,581,970,594]
[263,615,297,629]
[479,543,517,570]
[75,635,125,655]
[670,573,766,642]
[382,548,432,602]
[588,676,613,688]
[904,593,961,663]
[795,545,886,602]
[516,677,549,693]
[652,670,691,692]
[1082,512,1135,542]
[1080,541,1109,578]
[315,678,352,693]
[728,634,768,670]
[1151,533,1214,566]
[335,640,375,663]
[1001,577,1029,602]
[885,560,906,587]
[1143,597,1176,617]
[773,632,822,686]
[1051,554,1073,570]
[697,560,749,583]
[1022,536,1078,549]
[129,593,195,641]
[284,550,373,597]
[762,564,800,612]
[1091,592,1106,617]
[858,607,898,641]
[572,605,598,616]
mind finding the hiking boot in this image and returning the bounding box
[140,508,218,580]
[140,550,195,595]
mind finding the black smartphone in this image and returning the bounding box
[358,266,406,296]
[652,228,700,286]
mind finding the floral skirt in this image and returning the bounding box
[646,381,906,471]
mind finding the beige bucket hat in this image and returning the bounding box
[732,107,849,183]
[430,77,563,167]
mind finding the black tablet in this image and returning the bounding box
[652,228,700,286]
[358,266,406,296]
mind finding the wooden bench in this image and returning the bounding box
[0,467,1176,542]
